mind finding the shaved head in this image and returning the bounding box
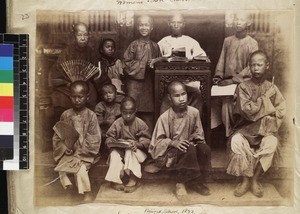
[72,22,89,47]
[167,81,186,95]
[137,15,153,26]
[73,22,89,34]
[121,96,137,111]
[169,13,185,23]
[249,50,269,64]
[235,11,252,22]
[70,80,89,95]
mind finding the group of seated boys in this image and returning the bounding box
[51,12,286,202]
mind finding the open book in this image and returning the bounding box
[108,139,131,149]
[211,84,237,96]
[54,155,82,174]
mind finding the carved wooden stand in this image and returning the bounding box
[154,61,211,145]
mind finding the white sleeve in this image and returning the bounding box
[158,37,172,57]
[191,38,207,57]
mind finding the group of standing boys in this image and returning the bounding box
[50,12,286,202]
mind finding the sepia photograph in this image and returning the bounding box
[33,9,294,207]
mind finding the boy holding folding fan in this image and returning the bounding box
[52,80,101,202]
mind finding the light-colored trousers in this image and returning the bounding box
[105,149,147,184]
[59,164,91,194]
[226,133,278,177]
[211,96,234,137]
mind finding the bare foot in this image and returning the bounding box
[126,176,137,187]
[175,183,188,200]
[190,183,210,196]
[124,175,139,193]
[111,182,125,191]
[251,181,263,198]
[65,184,73,190]
[234,179,250,197]
[124,182,140,193]
[120,172,130,185]
[82,192,94,202]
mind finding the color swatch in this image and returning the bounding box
[0,44,14,159]
[0,34,29,170]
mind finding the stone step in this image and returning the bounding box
[35,150,293,181]
[35,149,293,201]
[35,174,292,207]
[94,181,291,206]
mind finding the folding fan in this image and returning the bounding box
[60,59,99,82]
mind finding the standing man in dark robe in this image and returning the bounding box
[50,22,110,121]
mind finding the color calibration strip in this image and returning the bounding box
[0,44,14,161]
[0,34,29,170]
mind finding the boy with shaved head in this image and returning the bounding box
[52,80,101,201]
[227,50,286,197]
[123,15,161,130]
[158,13,206,117]
[149,81,211,199]
[211,12,258,138]
[158,13,206,60]
[105,96,151,193]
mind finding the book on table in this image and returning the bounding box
[211,84,237,96]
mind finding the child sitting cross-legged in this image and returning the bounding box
[227,50,286,198]
[105,96,151,193]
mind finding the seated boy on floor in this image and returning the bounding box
[105,96,151,193]
[148,81,211,199]
[226,50,286,198]
[94,83,121,138]
[52,80,101,202]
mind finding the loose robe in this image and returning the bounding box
[105,117,151,184]
[227,79,286,177]
[211,35,258,134]
[98,55,124,80]
[50,43,110,111]
[149,106,205,168]
[98,55,125,102]
[94,101,121,135]
[214,35,258,83]
[158,35,207,60]
[53,108,101,164]
[123,39,161,112]
[52,107,101,193]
